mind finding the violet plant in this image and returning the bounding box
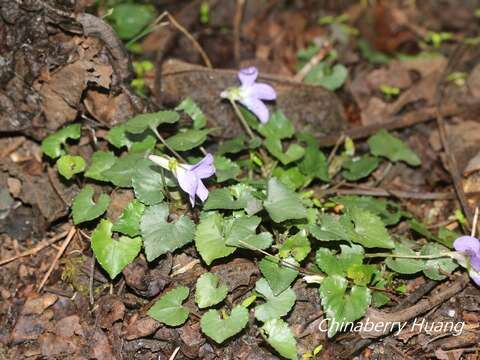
[39,64,473,359]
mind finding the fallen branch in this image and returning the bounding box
[322,188,480,200]
[316,104,460,147]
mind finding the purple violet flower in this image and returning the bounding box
[221,66,276,123]
[453,236,480,285]
[149,153,215,207]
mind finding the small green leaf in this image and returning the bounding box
[176,97,207,129]
[195,273,228,308]
[91,219,142,279]
[204,184,263,215]
[165,129,210,151]
[141,203,195,261]
[124,111,179,134]
[258,110,295,139]
[132,161,166,205]
[385,242,425,274]
[214,155,241,182]
[341,156,380,181]
[272,167,308,191]
[106,125,131,149]
[372,291,390,308]
[224,215,273,250]
[315,244,364,276]
[319,275,371,337]
[200,306,249,343]
[309,213,355,242]
[254,278,296,322]
[195,212,236,265]
[298,144,329,182]
[102,153,148,187]
[218,135,246,155]
[112,199,145,237]
[421,243,457,280]
[347,264,376,286]
[264,178,307,223]
[368,129,421,166]
[56,155,86,180]
[278,232,311,262]
[261,319,298,360]
[147,286,190,326]
[304,62,348,91]
[348,207,394,249]
[264,138,305,165]
[85,151,116,181]
[332,195,409,226]
[110,3,156,40]
[72,186,110,225]
[41,124,81,159]
[106,125,156,152]
[259,257,299,296]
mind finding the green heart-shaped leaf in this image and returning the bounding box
[124,111,179,134]
[91,219,142,279]
[195,273,228,309]
[112,199,145,237]
[259,257,299,296]
[41,124,81,159]
[195,212,236,265]
[72,186,110,225]
[368,129,421,166]
[141,203,195,261]
[254,278,296,322]
[200,305,248,343]
[319,275,371,337]
[85,151,116,181]
[148,286,190,326]
[56,155,86,180]
[264,178,307,223]
[261,319,298,360]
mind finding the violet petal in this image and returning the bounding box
[247,83,276,100]
[196,180,209,202]
[239,97,270,123]
[177,170,198,207]
[191,153,215,179]
[453,236,480,256]
[238,67,258,87]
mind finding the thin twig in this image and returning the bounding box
[327,133,345,164]
[164,11,212,68]
[0,230,70,266]
[471,207,479,237]
[233,0,246,64]
[294,41,332,82]
[38,227,77,291]
[169,346,181,360]
[89,255,95,305]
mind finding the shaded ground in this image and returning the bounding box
[2,0,480,359]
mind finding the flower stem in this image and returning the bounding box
[364,252,455,259]
[150,127,186,163]
[238,240,319,276]
[229,99,255,140]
